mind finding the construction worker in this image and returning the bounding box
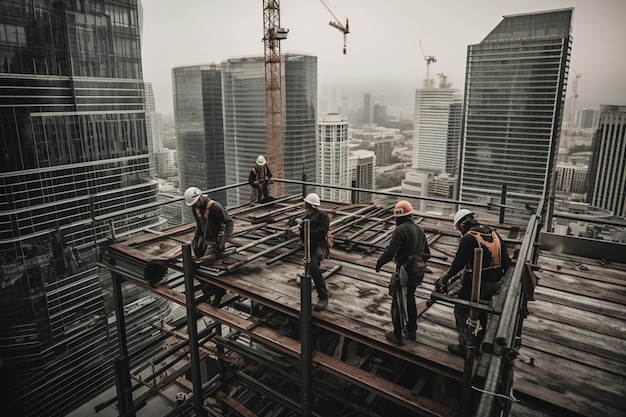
[184,186,234,307]
[299,193,331,311]
[248,155,273,203]
[435,209,511,356]
[375,200,430,345]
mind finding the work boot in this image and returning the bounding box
[385,330,403,345]
[210,296,222,307]
[313,298,328,311]
[447,344,467,356]
[403,329,417,341]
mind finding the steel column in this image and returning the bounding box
[300,219,312,417]
[183,244,207,417]
[112,272,135,417]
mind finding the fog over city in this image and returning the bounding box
[141,0,626,115]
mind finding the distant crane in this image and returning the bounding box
[263,0,288,197]
[570,70,582,127]
[419,40,437,88]
[319,0,349,54]
[437,72,451,88]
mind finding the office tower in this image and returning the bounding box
[0,1,169,416]
[349,150,376,203]
[577,108,600,129]
[587,105,626,218]
[412,88,460,175]
[363,93,371,124]
[144,82,164,176]
[373,102,387,125]
[447,102,463,175]
[555,163,588,195]
[459,9,573,223]
[222,54,317,206]
[173,64,226,215]
[318,113,350,202]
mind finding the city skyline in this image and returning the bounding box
[141,0,626,115]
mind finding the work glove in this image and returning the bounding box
[434,275,450,294]
[375,260,382,273]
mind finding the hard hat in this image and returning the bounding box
[303,193,321,207]
[393,200,413,217]
[453,209,475,230]
[256,155,267,166]
[184,187,202,206]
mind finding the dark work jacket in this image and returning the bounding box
[248,165,273,186]
[446,225,511,282]
[377,216,430,269]
[299,209,329,251]
[192,199,234,243]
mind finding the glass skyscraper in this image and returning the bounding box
[0,1,168,416]
[173,64,227,214]
[222,53,317,206]
[459,9,573,223]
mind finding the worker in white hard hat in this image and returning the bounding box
[298,193,331,311]
[248,155,273,203]
[184,186,234,306]
[435,209,511,356]
[375,200,430,345]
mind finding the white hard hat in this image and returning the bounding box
[303,193,321,207]
[453,208,474,230]
[184,187,202,206]
[256,155,267,166]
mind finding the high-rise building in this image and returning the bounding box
[459,9,573,223]
[0,1,169,416]
[349,150,376,203]
[144,82,164,176]
[555,163,588,195]
[447,102,463,175]
[222,54,317,206]
[172,64,226,214]
[362,93,371,125]
[577,108,600,129]
[318,114,350,202]
[412,88,460,175]
[587,105,626,218]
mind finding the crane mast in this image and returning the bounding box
[263,0,287,198]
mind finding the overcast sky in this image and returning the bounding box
[140,0,626,115]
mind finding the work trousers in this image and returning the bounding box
[390,270,423,337]
[310,247,329,300]
[454,274,501,348]
[194,240,226,300]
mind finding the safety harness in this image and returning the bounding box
[468,229,502,271]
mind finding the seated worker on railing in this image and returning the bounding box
[184,186,233,307]
[248,155,273,203]
[435,209,511,356]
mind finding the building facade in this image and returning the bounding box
[172,64,227,216]
[318,113,350,202]
[349,150,376,203]
[587,105,626,218]
[222,54,317,206]
[0,2,170,416]
[412,88,460,175]
[459,9,573,224]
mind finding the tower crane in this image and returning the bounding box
[263,0,288,198]
[419,40,437,88]
[319,0,349,54]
